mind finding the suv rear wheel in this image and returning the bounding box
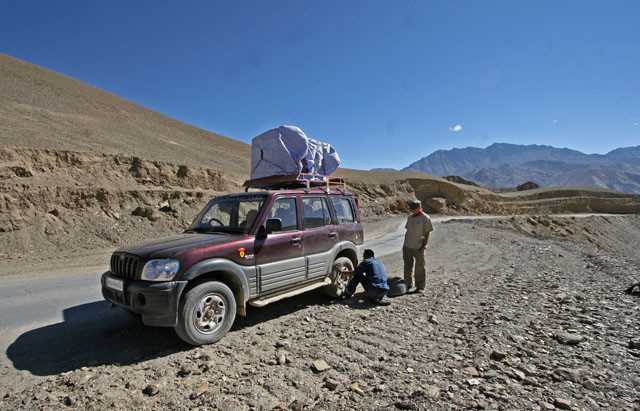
[324,256,354,298]
[175,281,236,346]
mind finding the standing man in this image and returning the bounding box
[403,199,434,293]
[336,249,391,305]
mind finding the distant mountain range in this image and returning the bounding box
[401,143,640,194]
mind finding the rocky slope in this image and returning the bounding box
[3,146,639,275]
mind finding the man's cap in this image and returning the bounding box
[409,199,421,210]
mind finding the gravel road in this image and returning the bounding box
[1,215,639,410]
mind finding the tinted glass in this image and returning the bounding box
[331,197,355,224]
[302,197,331,229]
[267,198,298,231]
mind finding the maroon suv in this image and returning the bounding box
[101,184,363,345]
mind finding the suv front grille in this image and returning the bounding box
[110,253,140,280]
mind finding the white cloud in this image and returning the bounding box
[634,122,640,126]
[449,125,462,132]
[552,119,558,125]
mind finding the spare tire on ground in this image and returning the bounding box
[387,277,407,297]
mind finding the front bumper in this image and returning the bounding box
[101,271,188,327]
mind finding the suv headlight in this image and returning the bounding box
[141,259,180,281]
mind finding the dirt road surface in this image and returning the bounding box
[1,215,639,410]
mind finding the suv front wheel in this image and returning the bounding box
[324,256,354,298]
[175,281,237,346]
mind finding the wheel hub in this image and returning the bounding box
[193,293,226,334]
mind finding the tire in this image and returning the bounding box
[174,281,236,346]
[387,277,407,297]
[324,256,354,298]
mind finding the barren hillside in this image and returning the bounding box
[0,53,250,175]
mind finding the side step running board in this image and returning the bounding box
[249,278,331,307]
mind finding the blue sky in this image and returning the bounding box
[1,1,639,170]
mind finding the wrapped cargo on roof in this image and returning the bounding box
[250,125,340,180]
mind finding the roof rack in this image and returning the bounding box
[243,173,347,191]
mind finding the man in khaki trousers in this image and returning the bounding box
[403,199,433,293]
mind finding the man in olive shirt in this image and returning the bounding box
[403,199,434,293]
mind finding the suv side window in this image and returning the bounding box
[267,198,298,231]
[331,197,355,224]
[302,197,331,229]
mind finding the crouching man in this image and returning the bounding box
[336,249,391,306]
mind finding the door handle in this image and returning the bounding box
[291,236,301,245]
[328,231,337,238]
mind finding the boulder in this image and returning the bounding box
[425,197,447,213]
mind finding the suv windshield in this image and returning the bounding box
[187,194,267,234]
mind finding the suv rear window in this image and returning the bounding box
[331,197,355,224]
[302,197,331,229]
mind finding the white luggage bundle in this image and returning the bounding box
[250,125,341,180]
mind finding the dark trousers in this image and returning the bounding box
[345,273,387,300]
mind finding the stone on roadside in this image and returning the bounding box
[482,369,498,379]
[350,382,364,395]
[374,384,386,392]
[142,384,159,396]
[490,350,507,361]
[277,352,287,365]
[583,378,598,391]
[554,398,572,410]
[190,382,208,399]
[311,360,331,373]
[426,385,440,398]
[510,369,526,381]
[463,367,479,377]
[554,368,582,383]
[178,365,192,377]
[554,332,584,345]
[517,364,538,377]
[324,377,339,391]
[425,197,446,212]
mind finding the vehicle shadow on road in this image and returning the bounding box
[7,290,380,376]
[5,301,190,376]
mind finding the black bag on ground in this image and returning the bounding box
[387,277,407,297]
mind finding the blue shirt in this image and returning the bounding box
[354,258,389,291]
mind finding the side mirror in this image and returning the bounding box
[265,218,282,234]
